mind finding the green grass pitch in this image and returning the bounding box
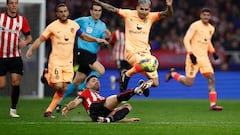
[0,97,239,135]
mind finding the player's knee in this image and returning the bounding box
[123,103,132,111]
[184,82,193,87]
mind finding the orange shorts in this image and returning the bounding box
[125,52,158,79]
[185,56,214,78]
[47,62,74,84]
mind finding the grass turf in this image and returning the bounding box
[0,97,239,135]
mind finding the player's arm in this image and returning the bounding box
[93,0,118,13]
[19,34,32,48]
[77,29,109,45]
[62,96,83,117]
[208,42,219,60]
[184,25,198,64]
[159,0,173,18]
[25,36,45,59]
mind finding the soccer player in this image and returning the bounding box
[62,75,152,123]
[109,20,131,91]
[26,3,108,118]
[94,0,173,95]
[55,3,111,112]
[165,8,223,111]
[0,0,32,118]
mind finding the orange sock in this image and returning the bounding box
[46,91,63,112]
[209,91,217,106]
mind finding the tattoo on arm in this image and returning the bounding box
[95,0,118,12]
[160,5,173,18]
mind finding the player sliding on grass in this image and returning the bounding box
[93,0,173,96]
[62,75,152,123]
[165,8,223,111]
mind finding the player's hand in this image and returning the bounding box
[189,53,197,65]
[166,0,173,6]
[213,53,219,60]
[105,29,112,40]
[96,38,109,45]
[25,48,33,59]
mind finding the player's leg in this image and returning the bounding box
[8,58,23,118]
[76,60,104,92]
[9,73,21,118]
[201,63,223,111]
[98,103,132,123]
[165,60,198,86]
[56,72,86,111]
[40,60,48,83]
[44,90,63,118]
[120,53,144,91]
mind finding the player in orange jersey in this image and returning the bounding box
[26,3,108,118]
[94,0,173,96]
[165,8,223,111]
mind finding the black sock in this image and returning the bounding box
[117,90,135,102]
[110,108,130,122]
[11,85,20,109]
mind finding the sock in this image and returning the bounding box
[134,63,143,72]
[117,90,135,102]
[172,72,183,81]
[109,108,130,122]
[58,83,77,106]
[209,91,217,106]
[11,85,20,109]
[46,91,63,112]
[78,71,101,91]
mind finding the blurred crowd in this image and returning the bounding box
[46,0,240,70]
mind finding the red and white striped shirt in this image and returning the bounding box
[79,88,105,113]
[110,29,125,60]
[0,12,31,58]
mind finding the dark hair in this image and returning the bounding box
[90,2,102,10]
[86,75,98,83]
[7,0,18,4]
[201,7,211,13]
[55,3,67,12]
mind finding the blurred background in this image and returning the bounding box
[0,0,239,99]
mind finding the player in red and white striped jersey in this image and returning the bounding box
[0,0,32,118]
[62,75,153,123]
[109,21,131,91]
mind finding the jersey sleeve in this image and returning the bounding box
[183,23,196,53]
[149,12,161,22]
[21,16,31,35]
[41,24,52,40]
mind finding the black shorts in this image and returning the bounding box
[0,57,23,76]
[116,60,131,70]
[89,100,111,122]
[76,49,97,75]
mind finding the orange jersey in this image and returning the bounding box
[184,20,215,77]
[118,9,160,55]
[183,20,215,59]
[42,19,79,66]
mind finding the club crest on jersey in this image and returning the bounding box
[209,31,212,35]
[136,24,142,30]
[70,28,74,33]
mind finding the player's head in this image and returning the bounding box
[90,3,102,21]
[200,7,211,24]
[86,75,100,91]
[136,0,151,20]
[6,0,19,15]
[55,3,69,23]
